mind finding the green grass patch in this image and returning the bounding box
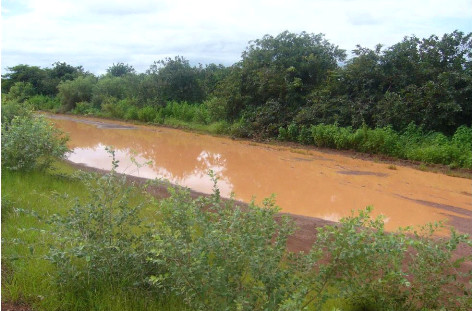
[1,163,185,311]
[279,123,472,169]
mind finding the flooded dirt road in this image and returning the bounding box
[49,114,472,233]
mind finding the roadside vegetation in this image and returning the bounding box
[2,97,472,310]
[2,30,472,168]
[2,162,472,310]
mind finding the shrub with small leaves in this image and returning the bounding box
[1,99,33,126]
[1,115,69,171]
[46,150,157,292]
[291,207,472,311]
[148,176,298,311]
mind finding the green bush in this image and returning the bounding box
[161,101,196,122]
[72,101,99,115]
[101,98,137,119]
[6,82,36,102]
[230,117,252,138]
[207,121,230,135]
[402,128,472,168]
[46,153,156,294]
[137,106,158,122]
[277,127,289,141]
[192,105,210,124]
[204,97,228,122]
[28,95,61,111]
[124,105,139,120]
[1,115,69,171]
[279,122,471,168]
[297,125,313,145]
[287,123,300,141]
[1,99,33,126]
[407,144,463,167]
[311,123,353,149]
[293,207,472,311]
[352,125,401,156]
[452,125,472,150]
[149,182,297,311]
[57,76,96,111]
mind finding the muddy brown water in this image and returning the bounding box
[48,114,472,234]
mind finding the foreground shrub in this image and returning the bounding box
[149,180,297,311]
[1,115,69,171]
[5,159,472,310]
[46,153,156,295]
[293,207,472,311]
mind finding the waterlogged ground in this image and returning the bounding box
[49,114,472,233]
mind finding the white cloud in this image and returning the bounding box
[2,0,471,74]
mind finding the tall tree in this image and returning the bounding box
[106,63,136,77]
[239,31,346,107]
[2,64,46,94]
[147,56,204,104]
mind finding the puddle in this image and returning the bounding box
[49,114,472,233]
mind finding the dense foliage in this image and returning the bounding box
[278,123,472,168]
[2,30,471,167]
[1,101,69,171]
[149,182,296,311]
[46,155,156,296]
[295,207,472,311]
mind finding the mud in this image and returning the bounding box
[47,114,136,129]
[337,170,388,177]
[1,302,31,311]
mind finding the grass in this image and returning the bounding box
[279,123,472,170]
[1,163,187,311]
[162,117,230,135]
[2,168,84,309]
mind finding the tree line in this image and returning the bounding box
[2,30,471,137]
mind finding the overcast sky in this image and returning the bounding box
[2,0,471,74]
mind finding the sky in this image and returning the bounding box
[2,0,472,74]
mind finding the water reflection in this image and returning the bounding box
[70,144,234,196]
[50,114,472,233]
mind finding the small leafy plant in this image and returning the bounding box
[148,175,298,311]
[46,149,156,294]
[1,115,69,171]
[292,207,472,311]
